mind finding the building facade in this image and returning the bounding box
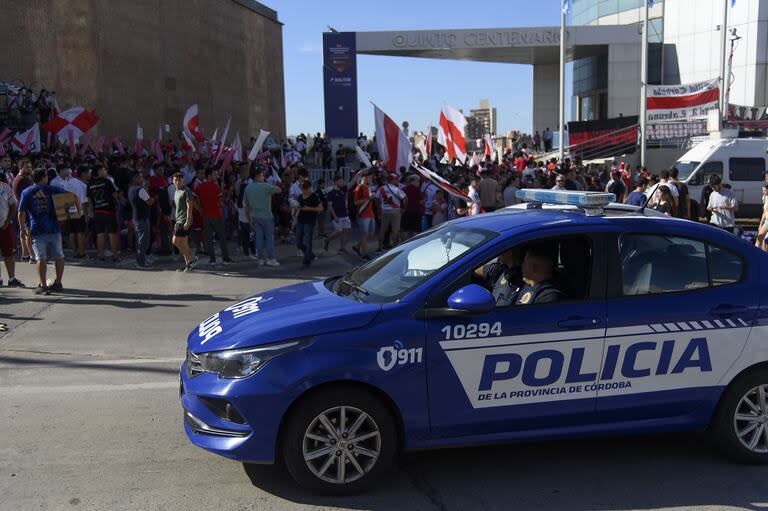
[467,99,498,139]
[0,0,286,141]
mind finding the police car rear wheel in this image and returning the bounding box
[712,372,768,463]
[282,388,396,494]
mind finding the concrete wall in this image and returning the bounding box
[663,0,768,106]
[532,64,560,135]
[607,42,642,118]
[0,0,286,140]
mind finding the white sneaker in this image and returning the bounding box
[296,250,304,257]
[266,259,280,267]
[258,258,266,265]
[248,254,259,261]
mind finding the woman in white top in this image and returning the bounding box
[755,184,768,251]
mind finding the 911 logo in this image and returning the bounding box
[377,340,423,371]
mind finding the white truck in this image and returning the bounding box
[675,138,768,218]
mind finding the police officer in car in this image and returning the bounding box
[474,247,524,306]
[513,243,566,305]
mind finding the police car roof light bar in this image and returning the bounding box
[514,190,616,216]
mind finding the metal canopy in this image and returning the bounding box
[353,25,639,65]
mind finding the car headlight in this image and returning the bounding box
[189,338,312,379]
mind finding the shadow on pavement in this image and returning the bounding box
[242,434,768,511]
[0,355,181,375]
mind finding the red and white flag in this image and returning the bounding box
[11,124,41,154]
[373,104,412,173]
[425,126,432,158]
[483,134,495,160]
[183,104,206,143]
[437,104,467,164]
[470,152,479,168]
[182,131,196,152]
[413,164,470,203]
[647,79,720,122]
[232,132,243,162]
[42,106,99,142]
[113,137,125,155]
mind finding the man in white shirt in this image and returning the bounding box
[66,167,90,258]
[50,166,69,190]
[376,173,407,250]
[707,176,738,232]
[645,170,679,207]
[0,172,23,287]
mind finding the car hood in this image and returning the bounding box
[187,280,381,352]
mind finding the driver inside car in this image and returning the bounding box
[474,247,524,306]
[512,243,567,305]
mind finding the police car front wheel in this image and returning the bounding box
[712,370,768,463]
[281,387,396,494]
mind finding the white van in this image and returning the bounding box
[675,138,768,218]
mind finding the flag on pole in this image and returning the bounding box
[562,0,571,13]
[483,134,495,160]
[220,148,235,173]
[12,124,40,155]
[211,127,219,144]
[213,117,231,164]
[41,106,99,143]
[247,129,270,161]
[470,152,479,168]
[183,104,206,143]
[373,104,412,173]
[182,132,196,152]
[437,104,468,164]
[355,145,372,168]
[413,164,471,203]
[425,126,432,158]
[232,132,243,162]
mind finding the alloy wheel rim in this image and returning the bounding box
[302,405,381,484]
[734,385,768,454]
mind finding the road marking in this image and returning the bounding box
[0,358,184,369]
[0,381,179,395]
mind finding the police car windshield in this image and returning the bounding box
[339,225,496,304]
[671,161,700,181]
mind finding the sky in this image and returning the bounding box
[266,0,565,137]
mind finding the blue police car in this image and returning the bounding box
[181,190,768,494]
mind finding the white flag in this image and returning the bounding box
[248,129,270,161]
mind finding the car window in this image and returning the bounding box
[690,161,723,186]
[620,234,708,296]
[729,158,766,181]
[709,245,744,286]
[337,225,496,304]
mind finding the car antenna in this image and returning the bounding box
[638,187,652,215]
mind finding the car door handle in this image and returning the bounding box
[709,304,749,317]
[558,317,601,329]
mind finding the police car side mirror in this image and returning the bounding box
[447,284,495,315]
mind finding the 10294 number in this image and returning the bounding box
[441,322,502,340]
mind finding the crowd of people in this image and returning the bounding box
[0,83,58,131]
[0,126,760,296]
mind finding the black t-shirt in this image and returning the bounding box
[88,176,119,212]
[297,192,321,224]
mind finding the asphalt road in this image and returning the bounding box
[1,252,767,511]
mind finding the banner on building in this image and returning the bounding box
[728,104,768,127]
[646,79,719,122]
[646,121,708,141]
[323,32,358,138]
[568,116,638,147]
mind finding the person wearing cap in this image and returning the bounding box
[375,172,407,250]
[18,168,81,295]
